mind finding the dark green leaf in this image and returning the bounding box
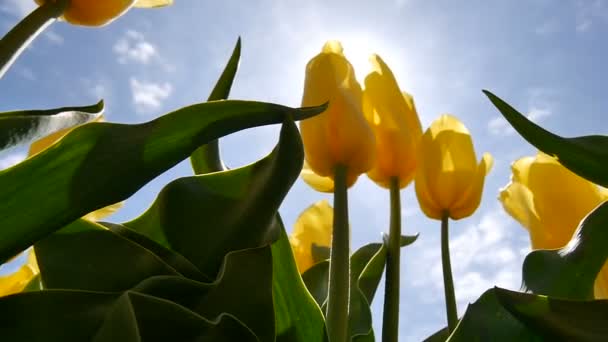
[190,37,241,174]
[422,327,449,342]
[0,100,325,263]
[35,219,180,292]
[0,101,102,151]
[271,216,328,342]
[484,90,608,187]
[522,201,608,300]
[447,288,542,342]
[124,118,305,278]
[495,287,608,342]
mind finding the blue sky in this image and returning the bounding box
[1,0,608,340]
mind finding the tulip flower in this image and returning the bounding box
[0,249,39,297]
[361,54,422,342]
[300,40,376,190]
[363,54,422,189]
[289,201,333,273]
[300,41,375,342]
[415,114,493,220]
[500,152,608,298]
[415,114,492,333]
[34,0,172,27]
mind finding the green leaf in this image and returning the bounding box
[302,235,418,341]
[35,219,181,292]
[124,118,305,278]
[0,289,258,341]
[131,246,275,342]
[484,90,608,187]
[190,37,241,174]
[447,288,542,342]
[0,100,325,263]
[522,201,608,300]
[495,287,608,341]
[0,101,103,151]
[271,216,328,342]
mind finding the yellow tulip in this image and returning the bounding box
[362,54,422,189]
[415,115,493,220]
[289,201,333,273]
[300,41,376,191]
[34,0,172,26]
[0,249,39,297]
[500,152,608,298]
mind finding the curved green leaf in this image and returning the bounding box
[271,216,327,342]
[190,37,241,174]
[484,90,608,187]
[0,101,103,151]
[0,100,324,263]
[124,118,305,277]
[522,201,608,300]
[447,288,542,342]
[495,287,608,341]
[35,219,181,292]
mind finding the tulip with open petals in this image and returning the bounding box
[415,115,493,220]
[289,201,333,273]
[34,0,172,26]
[300,41,375,190]
[500,152,608,298]
[363,54,422,189]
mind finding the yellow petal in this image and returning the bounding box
[450,153,493,220]
[363,54,422,189]
[301,161,334,193]
[289,201,333,273]
[415,115,481,219]
[594,262,608,299]
[134,0,173,7]
[0,249,39,297]
[300,41,376,186]
[83,202,124,221]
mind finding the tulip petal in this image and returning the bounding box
[0,249,39,297]
[594,262,608,299]
[414,161,442,220]
[450,153,493,220]
[301,161,334,193]
[134,0,173,7]
[290,201,333,273]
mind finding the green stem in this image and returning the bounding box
[326,164,350,342]
[382,177,401,342]
[0,0,69,79]
[441,212,458,333]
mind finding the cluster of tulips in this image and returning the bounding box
[1,1,608,341]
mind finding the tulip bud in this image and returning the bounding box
[415,115,492,220]
[300,41,376,190]
[363,54,422,189]
[289,201,333,273]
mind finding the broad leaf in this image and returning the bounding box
[124,118,305,277]
[522,201,608,300]
[0,100,324,263]
[190,37,241,174]
[271,217,327,342]
[484,90,608,187]
[0,101,102,151]
[495,287,608,341]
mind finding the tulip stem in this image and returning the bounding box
[441,212,458,333]
[326,164,350,342]
[0,0,69,79]
[382,177,401,342]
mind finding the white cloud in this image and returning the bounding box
[129,78,173,114]
[411,208,527,311]
[114,30,158,65]
[487,106,552,136]
[575,0,608,32]
[44,31,64,45]
[0,152,26,170]
[0,0,36,18]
